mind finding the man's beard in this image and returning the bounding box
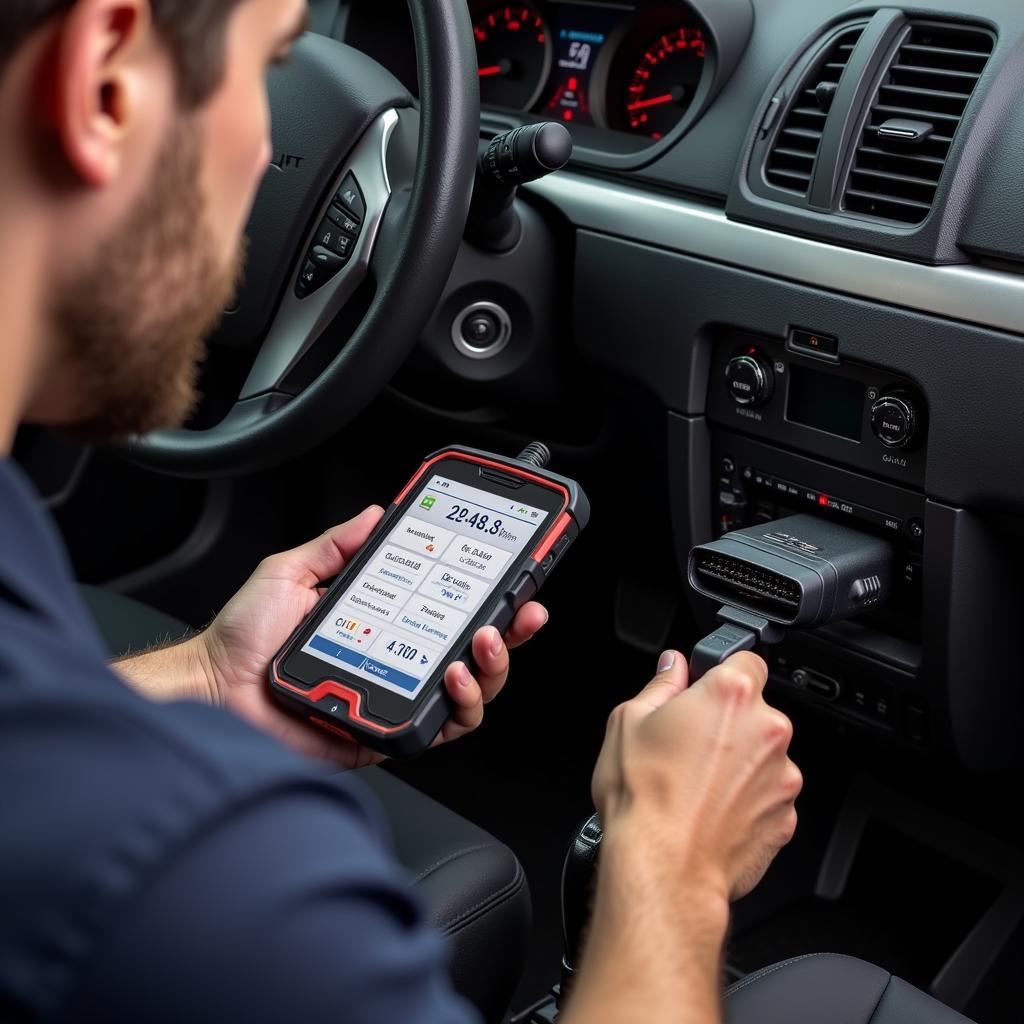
[52,118,243,443]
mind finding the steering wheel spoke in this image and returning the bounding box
[240,108,399,400]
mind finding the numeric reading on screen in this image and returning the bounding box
[301,475,548,700]
[445,506,504,534]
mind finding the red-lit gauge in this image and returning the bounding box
[543,74,591,124]
[624,26,706,139]
[473,4,553,111]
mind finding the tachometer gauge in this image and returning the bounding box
[623,26,706,138]
[474,4,553,111]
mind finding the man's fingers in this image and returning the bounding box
[632,650,690,712]
[268,506,385,586]
[444,662,485,730]
[470,627,511,704]
[697,651,770,694]
[504,602,548,649]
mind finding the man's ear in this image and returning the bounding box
[50,0,154,186]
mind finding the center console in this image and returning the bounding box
[701,329,932,745]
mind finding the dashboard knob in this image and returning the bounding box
[725,353,775,407]
[870,392,918,449]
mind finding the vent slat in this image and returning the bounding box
[772,147,818,162]
[871,103,962,125]
[852,166,940,189]
[890,63,982,82]
[765,25,865,196]
[880,82,973,102]
[843,21,993,225]
[900,42,990,61]
[780,127,824,141]
[857,145,945,167]
[846,188,932,210]
[854,157,943,185]
[769,168,814,186]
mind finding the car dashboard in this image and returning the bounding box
[302,0,1024,773]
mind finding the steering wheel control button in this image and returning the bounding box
[316,220,355,261]
[296,259,318,298]
[296,246,346,298]
[315,218,355,260]
[327,205,361,236]
[870,392,917,449]
[451,302,512,360]
[335,173,365,221]
[725,352,774,406]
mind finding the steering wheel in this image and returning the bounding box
[124,3,479,478]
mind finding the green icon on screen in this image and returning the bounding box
[420,496,437,510]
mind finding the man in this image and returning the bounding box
[0,1,802,1021]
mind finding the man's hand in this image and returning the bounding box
[118,507,547,768]
[562,650,801,1024]
[592,649,801,902]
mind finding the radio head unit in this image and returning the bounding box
[707,331,928,489]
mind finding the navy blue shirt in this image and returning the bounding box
[0,460,474,1023]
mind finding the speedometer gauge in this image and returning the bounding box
[473,4,553,111]
[623,26,706,138]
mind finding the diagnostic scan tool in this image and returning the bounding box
[271,444,589,756]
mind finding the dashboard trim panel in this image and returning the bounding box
[526,173,1024,337]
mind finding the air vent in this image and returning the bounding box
[843,22,994,224]
[765,26,864,196]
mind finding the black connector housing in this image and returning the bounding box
[688,514,893,628]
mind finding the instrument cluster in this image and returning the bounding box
[470,1,711,140]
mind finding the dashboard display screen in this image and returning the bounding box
[786,364,865,442]
[540,6,622,125]
[470,1,708,138]
[302,475,547,700]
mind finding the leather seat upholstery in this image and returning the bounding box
[725,953,972,1023]
[80,585,531,1023]
[356,765,531,1022]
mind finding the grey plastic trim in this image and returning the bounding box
[525,172,1024,337]
[808,9,907,210]
[240,108,399,399]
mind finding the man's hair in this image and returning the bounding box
[0,0,248,107]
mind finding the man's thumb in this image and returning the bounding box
[633,650,690,711]
[281,505,384,583]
